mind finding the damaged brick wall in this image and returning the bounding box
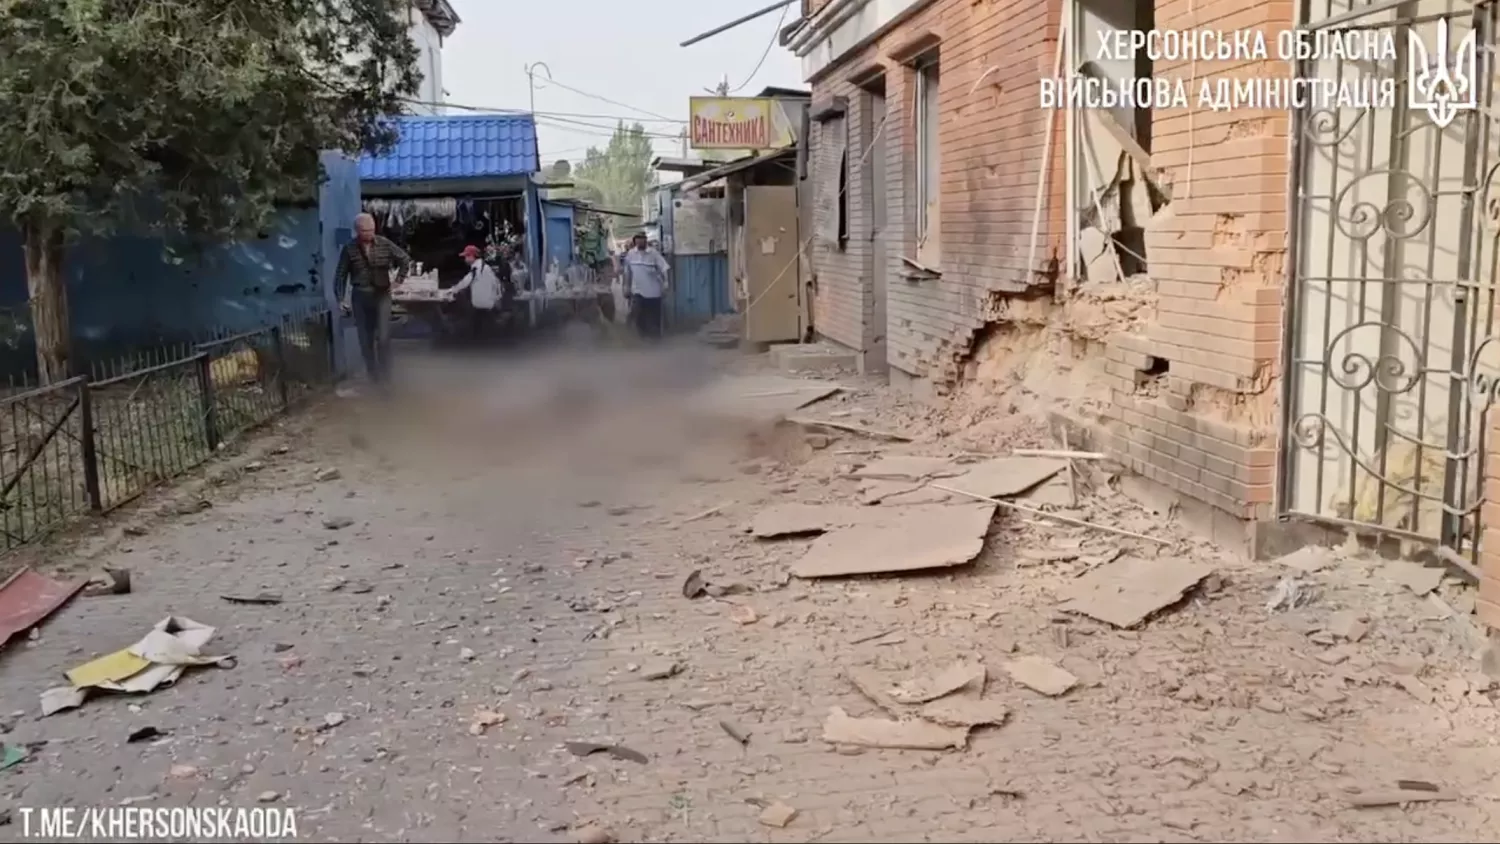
[809,113,870,360]
[1097,0,1291,525]
[806,0,1065,387]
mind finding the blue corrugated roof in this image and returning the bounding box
[359,114,539,182]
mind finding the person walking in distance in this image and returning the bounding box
[446,245,502,344]
[334,213,410,387]
[621,232,669,340]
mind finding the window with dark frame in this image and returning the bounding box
[914,53,940,250]
[837,148,849,250]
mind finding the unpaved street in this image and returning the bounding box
[3,343,1500,843]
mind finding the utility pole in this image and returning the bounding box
[524,62,552,114]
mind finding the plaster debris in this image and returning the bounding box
[791,503,997,578]
[1059,556,1214,627]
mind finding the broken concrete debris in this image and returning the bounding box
[1381,560,1444,597]
[822,706,970,751]
[948,456,1066,498]
[748,503,872,538]
[468,709,506,736]
[757,801,798,828]
[887,661,986,704]
[1267,575,1316,613]
[1326,611,1370,642]
[1278,545,1337,574]
[791,503,998,578]
[1059,556,1215,628]
[641,660,682,681]
[852,455,969,482]
[837,657,1013,746]
[1003,656,1078,697]
[918,697,1010,729]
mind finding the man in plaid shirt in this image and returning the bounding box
[334,213,410,387]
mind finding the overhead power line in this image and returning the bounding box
[533,116,683,140]
[528,75,678,122]
[728,3,791,94]
[401,97,687,124]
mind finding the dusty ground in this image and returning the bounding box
[1,338,1499,843]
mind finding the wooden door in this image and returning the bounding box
[743,185,800,343]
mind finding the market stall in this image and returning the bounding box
[363,196,529,343]
[356,113,543,345]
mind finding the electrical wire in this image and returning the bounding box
[401,97,688,124]
[533,116,683,140]
[529,75,678,122]
[728,3,791,94]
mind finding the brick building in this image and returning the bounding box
[786,0,1500,627]
[786,0,1065,387]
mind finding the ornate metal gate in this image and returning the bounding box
[1278,0,1500,572]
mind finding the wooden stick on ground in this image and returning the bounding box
[1010,448,1107,460]
[930,483,1170,545]
[784,417,913,442]
[1062,433,1079,509]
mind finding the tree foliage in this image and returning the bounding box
[570,123,654,227]
[0,0,420,380]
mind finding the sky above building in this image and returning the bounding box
[441,2,806,166]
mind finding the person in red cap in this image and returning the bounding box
[446,244,502,344]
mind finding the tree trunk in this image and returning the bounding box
[22,218,70,384]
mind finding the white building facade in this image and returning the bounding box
[407,0,460,114]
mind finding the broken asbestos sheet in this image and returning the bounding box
[822,706,970,750]
[949,457,1066,498]
[1059,556,1215,628]
[42,616,231,715]
[834,659,1010,748]
[748,503,874,538]
[791,503,998,578]
[851,456,968,482]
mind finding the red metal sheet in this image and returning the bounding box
[0,567,85,651]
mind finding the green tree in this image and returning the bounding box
[0,0,420,383]
[570,122,654,228]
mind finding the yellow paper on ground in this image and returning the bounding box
[65,648,151,688]
[64,616,218,692]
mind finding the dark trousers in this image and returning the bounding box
[632,294,663,340]
[350,287,392,383]
[469,305,492,343]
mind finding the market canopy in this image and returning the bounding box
[358,114,540,183]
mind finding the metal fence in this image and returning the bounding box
[0,309,335,548]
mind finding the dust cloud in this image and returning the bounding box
[332,327,743,481]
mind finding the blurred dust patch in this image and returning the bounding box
[327,339,749,482]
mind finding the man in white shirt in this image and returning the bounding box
[447,245,502,343]
[621,232,670,340]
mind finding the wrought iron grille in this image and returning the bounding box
[1279,0,1500,573]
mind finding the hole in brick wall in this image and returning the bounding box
[1132,355,1169,398]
